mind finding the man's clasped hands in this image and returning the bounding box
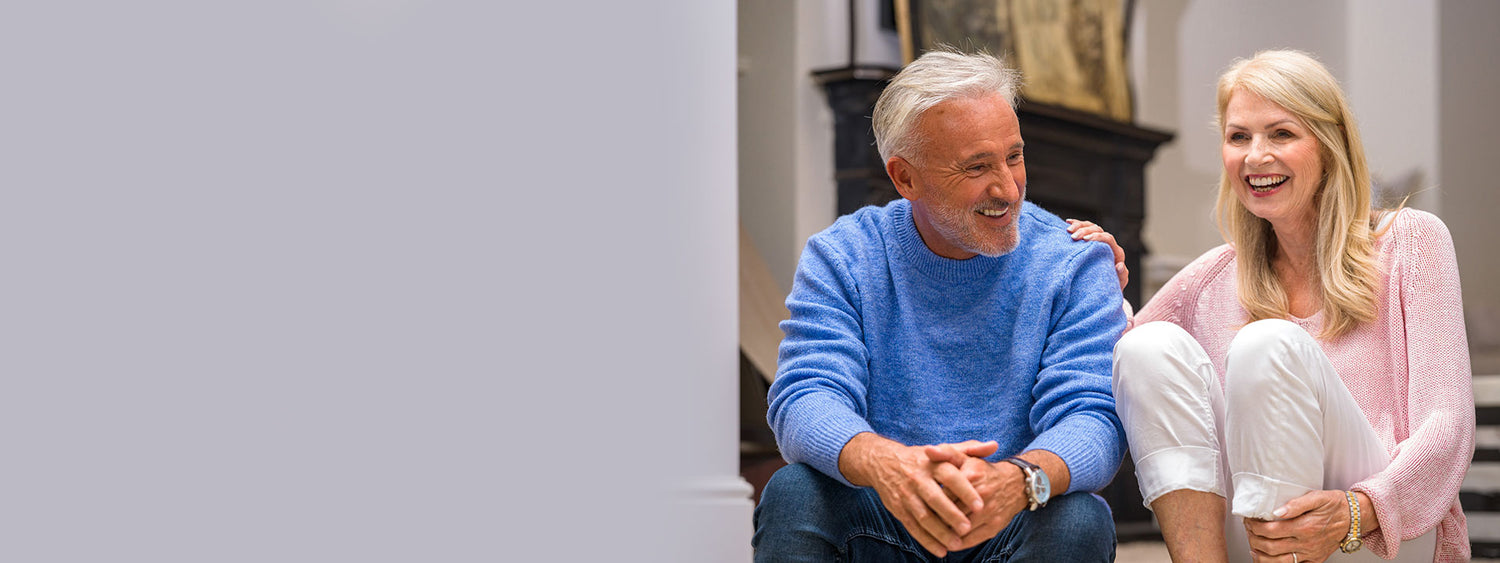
[837,434,1035,557]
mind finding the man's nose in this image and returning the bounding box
[988,167,1020,199]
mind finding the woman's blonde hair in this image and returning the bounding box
[1213,50,1380,338]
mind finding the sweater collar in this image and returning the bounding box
[891,199,1007,283]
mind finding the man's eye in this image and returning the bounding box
[1007,153,1023,164]
[966,165,988,175]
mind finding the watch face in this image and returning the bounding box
[1033,469,1051,503]
[1341,538,1362,553]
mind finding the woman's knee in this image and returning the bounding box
[1226,319,1317,391]
[1115,322,1192,362]
[1113,321,1202,398]
[1229,319,1310,358]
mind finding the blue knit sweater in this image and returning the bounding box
[767,199,1127,492]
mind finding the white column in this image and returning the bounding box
[2,1,748,561]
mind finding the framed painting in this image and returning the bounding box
[897,0,1133,122]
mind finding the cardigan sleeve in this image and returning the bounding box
[1352,211,1475,558]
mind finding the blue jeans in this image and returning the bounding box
[752,463,1115,562]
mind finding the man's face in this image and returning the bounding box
[897,92,1027,259]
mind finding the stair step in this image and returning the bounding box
[1465,462,1500,493]
[1474,512,1500,543]
[1476,375,1500,408]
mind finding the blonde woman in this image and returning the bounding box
[1069,50,1472,562]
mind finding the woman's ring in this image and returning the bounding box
[1292,553,1298,563]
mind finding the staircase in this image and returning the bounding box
[1470,373,1500,560]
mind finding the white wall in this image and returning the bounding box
[1347,0,1440,212]
[4,2,747,561]
[740,0,900,293]
[739,1,801,289]
[1440,0,1500,369]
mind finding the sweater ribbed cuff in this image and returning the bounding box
[1028,414,1125,494]
[784,404,874,488]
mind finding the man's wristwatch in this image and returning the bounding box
[1339,490,1364,553]
[1003,456,1051,511]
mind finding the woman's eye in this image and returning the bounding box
[1274,130,1294,139]
[1228,132,1249,142]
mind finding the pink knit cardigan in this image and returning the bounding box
[1131,208,1475,562]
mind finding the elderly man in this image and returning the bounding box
[751,50,1127,562]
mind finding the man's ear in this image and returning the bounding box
[887,156,920,201]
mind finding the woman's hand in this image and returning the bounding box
[1066,219,1128,289]
[1242,489,1351,562]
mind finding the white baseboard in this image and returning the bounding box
[668,476,755,562]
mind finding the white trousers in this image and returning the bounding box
[1113,320,1435,563]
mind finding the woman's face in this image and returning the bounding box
[1221,90,1324,232]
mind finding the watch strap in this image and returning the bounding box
[1339,490,1363,553]
[1003,457,1042,511]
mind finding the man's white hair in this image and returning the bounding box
[872,49,1022,163]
